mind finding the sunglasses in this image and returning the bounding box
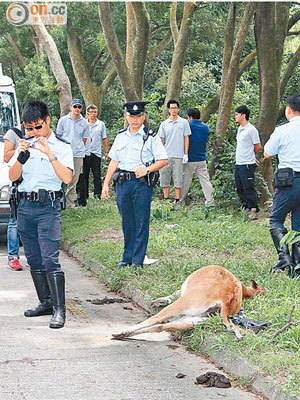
[73,105,82,109]
[25,118,46,132]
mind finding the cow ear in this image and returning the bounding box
[250,279,258,289]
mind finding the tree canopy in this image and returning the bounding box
[2,1,300,204]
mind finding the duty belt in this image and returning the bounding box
[118,171,138,181]
[20,190,63,202]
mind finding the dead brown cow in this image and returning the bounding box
[112,265,265,340]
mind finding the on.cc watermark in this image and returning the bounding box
[6,3,67,26]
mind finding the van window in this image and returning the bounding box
[0,92,17,137]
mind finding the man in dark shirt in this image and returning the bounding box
[180,108,214,205]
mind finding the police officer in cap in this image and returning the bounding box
[102,101,168,268]
[9,99,74,328]
[264,93,300,278]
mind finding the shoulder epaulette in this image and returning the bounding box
[275,121,289,128]
[54,133,70,144]
[148,129,157,137]
[117,127,127,135]
[143,126,157,137]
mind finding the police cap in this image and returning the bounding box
[124,101,149,116]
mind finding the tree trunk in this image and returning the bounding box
[32,23,72,116]
[147,29,172,59]
[98,66,118,113]
[67,17,99,108]
[254,2,289,204]
[89,50,105,78]
[170,2,179,44]
[131,2,150,99]
[216,3,255,137]
[163,2,195,117]
[126,2,135,70]
[4,33,26,72]
[219,4,236,107]
[201,49,257,123]
[98,2,138,101]
[280,43,300,98]
[29,27,43,63]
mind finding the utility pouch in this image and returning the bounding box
[38,189,46,203]
[146,171,159,188]
[274,168,294,188]
[112,171,121,183]
[60,183,66,210]
[9,186,18,220]
[145,161,159,188]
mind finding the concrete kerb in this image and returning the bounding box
[60,239,299,400]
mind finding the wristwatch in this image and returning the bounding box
[49,156,58,163]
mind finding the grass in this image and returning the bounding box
[61,196,300,398]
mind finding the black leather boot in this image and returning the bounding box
[291,241,300,278]
[24,270,53,317]
[46,271,66,329]
[270,228,294,273]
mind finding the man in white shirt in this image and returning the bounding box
[56,99,89,208]
[158,99,191,203]
[234,105,262,219]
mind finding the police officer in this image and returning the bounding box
[9,99,74,328]
[264,93,300,278]
[101,101,168,268]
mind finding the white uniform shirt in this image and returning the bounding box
[109,125,167,171]
[264,116,300,172]
[9,132,74,192]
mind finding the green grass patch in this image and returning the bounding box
[61,197,300,398]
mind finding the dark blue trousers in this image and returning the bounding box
[235,164,259,211]
[270,177,300,231]
[17,197,62,272]
[116,179,153,265]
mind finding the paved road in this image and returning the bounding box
[0,238,260,400]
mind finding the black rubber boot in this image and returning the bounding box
[46,271,66,329]
[24,270,53,317]
[270,228,294,273]
[291,241,300,278]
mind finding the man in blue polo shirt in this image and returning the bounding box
[158,99,191,203]
[180,108,214,206]
[57,99,90,208]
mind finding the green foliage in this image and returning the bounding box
[280,230,300,247]
[151,198,173,221]
[209,138,237,207]
[180,62,220,112]
[16,59,60,125]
